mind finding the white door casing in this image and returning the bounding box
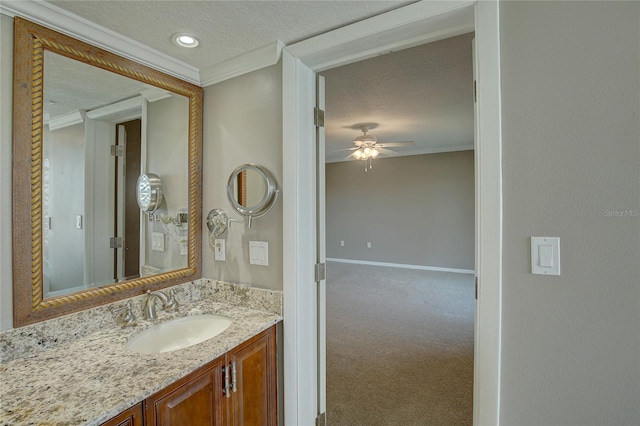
[282,48,319,425]
[315,75,327,420]
[282,1,502,425]
[116,125,127,279]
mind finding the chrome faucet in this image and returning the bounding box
[143,289,179,320]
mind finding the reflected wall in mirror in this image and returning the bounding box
[12,17,203,327]
[234,169,267,208]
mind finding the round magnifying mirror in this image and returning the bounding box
[136,173,163,213]
[226,163,278,220]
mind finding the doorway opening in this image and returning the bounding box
[114,119,142,281]
[320,32,476,425]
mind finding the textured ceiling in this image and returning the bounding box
[47,0,412,71]
[322,32,475,162]
[44,51,158,119]
[37,1,473,162]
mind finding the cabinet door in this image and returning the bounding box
[145,357,226,426]
[100,402,143,426]
[228,326,277,426]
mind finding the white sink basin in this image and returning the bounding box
[126,314,232,354]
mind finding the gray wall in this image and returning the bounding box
[500,2,640,424]
[2,9,639,425]
[326,150,474,270]
[146,95,190,271]
[1,14,13,330]
[42,123,85,291]
[201,63,283,291]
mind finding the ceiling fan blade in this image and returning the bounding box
[376,147,397,156]
[376,141,416,148]
[343,153,357,161]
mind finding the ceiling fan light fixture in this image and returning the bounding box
[353,149,363,159]
[371,148,379,158]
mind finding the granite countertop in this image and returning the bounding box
[0,280,282,426]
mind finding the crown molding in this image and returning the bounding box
[0,0,201,85]
[85,96,142,123]
[287,0,475,72]
[47,109,85,131]
[200,40,285,87]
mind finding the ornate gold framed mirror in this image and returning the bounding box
[12,17,203,327]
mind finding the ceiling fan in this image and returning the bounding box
[337,123,416,171]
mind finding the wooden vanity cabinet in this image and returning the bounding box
[227,326,278,426]
[145,356,227,425]
[102,326,277,426]
[101,402,144,426]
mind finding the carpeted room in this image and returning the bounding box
[324,151,475,425]
[321,33,476,424]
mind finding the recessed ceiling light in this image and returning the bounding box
[172,32,200,48]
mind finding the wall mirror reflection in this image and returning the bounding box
[42,51,189,297]
[13,17,203,326]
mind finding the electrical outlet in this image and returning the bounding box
[367,241,372,249]
[340,240,345,247]
[180,241,188,256]
[214,239,226,261]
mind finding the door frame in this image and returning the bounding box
[84,97,144,286]
[282,1,503,425]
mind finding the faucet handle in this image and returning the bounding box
[165,289,179,312]
[113,300,136,326]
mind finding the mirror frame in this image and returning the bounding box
[12,17,203,327]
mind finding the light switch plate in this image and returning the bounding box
[249,241,269,266]
[152,232,165,252]
[531,237,560,275]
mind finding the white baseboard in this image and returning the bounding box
[326,258,475,275]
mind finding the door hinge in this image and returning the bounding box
[314,107,325,127]
[316,412,326,426]
[110,144,124,157]
[110,237,123,249]
[314,262,326,282]
[475,276,478,300]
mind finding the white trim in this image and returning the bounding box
[326,144,474,163]
[283,2,503,425]
[473,2,502,424]
[282,49,318,426]
[0,0,200,85]
[327,258,475,275]
[287,1,475,72]
[139,87,172,103]
[316,75,327,417]
[200,41,285,87]
[47,109,85,131]
[85,97,142,123]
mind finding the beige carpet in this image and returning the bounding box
[326,261,474,426]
